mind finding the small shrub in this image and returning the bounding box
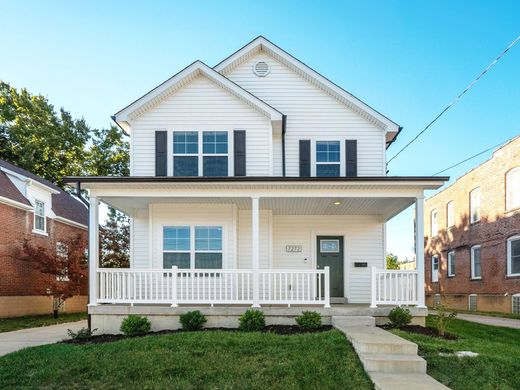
[239,309,265,331]
[296,311,322,329]
[432,304,457,336]
[120,315,151,336]
[388,306,412,328]
[67,327,97,341]
[180,310,207,331]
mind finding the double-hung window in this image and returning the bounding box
[446,201,454,228]
[203,131,228,176]
[447,250,456,277]
[506,168,520,211]
[163,226,223,269]
[431,255,439,282]
[316,141,340,177]
[471,245,481,279]
[173,132,198,176]
[431,209,438,236]
[34,200,46,233]
[470,188,481,223]
[507,236,520,276]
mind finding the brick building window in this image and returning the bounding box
[433,293,441,307]
[430,209,438,236]
[469,294,477,311]
[432,255,439,282]
[507,236,520,277]
[471,245,482,279]
[506,168,520,211]
[446,201,454,228]
[33,199,46,233]
[470,188,481,223]
[513,294,520,314]
[447,250,456,277]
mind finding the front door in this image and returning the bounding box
[317,236,344,297]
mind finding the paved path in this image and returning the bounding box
[0,320,87,357]
[430,311,520,329]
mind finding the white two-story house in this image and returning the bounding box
[67,37,447,330]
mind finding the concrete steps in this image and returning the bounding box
[370,373,450,390]
[359,352,426,373]
[332,315,375,327]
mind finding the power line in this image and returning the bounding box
[432,136,516,176]
[388,34,520,165]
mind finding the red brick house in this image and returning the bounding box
[0,159,88,317]
[424,136,520,314]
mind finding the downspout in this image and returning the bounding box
[75,181,92,330]
[281,115,287,177]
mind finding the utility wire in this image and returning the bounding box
[432,136,516,176]
[388,35,520,164]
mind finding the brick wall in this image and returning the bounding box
[424,137,520,313]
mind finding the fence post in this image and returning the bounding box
[324,266,331,308]
[171,266,178,307]
[370,267,377,308]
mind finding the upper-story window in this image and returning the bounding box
[447,250,456,277]
[34,200,46,233]
[470,187,481,223]
[316,141,340,177]
[430,209,438,236]
[446,201,454,228]
[173,131,228,177]
[506,167,520,211]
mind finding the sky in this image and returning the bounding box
[1,0,519,260]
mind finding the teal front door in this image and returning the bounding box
[317,236,344,297]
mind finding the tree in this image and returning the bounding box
[18,235,88,318]
[86,126,129,177]
[386,253,400,270]
[100,208,130,268]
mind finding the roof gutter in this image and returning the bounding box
[386,125,403,149]
[281,115,287,177]
[111,115,127,134]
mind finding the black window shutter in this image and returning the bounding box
[155,131,167,176]
[234,130,246,176]
[345,139,357,177]
[299,140,311,177]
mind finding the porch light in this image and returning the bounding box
[333,201,341,205]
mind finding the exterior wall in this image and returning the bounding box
[130,75,273,176]
[424,137,520,313]
[0,202,88,317]
[0,296,87,318]
[225,53,387,177]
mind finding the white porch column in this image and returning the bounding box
[88,196,99,306]
[415,196,426,308]
[251,196,260,307]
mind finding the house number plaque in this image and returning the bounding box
[285,245,303,253]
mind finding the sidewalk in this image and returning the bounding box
[431,311,520,329]
[0,320,87,357]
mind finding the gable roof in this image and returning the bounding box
[113,60,284,134]
[214,36,402,146]
[0,159,88,227]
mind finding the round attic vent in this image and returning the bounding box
[253,61,270,77]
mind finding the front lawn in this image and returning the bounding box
[392,316,520,390]
[0,312,87,333]
[0,329,372,389]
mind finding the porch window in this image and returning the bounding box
[470,187,481,223]
[431,255,439,282]
[447,250,455,277]
[316,141,340,177]
[507,235,520,276]
[203,131,228,176]
[163,226,191,268]
[471,245,481,279]
[173,132,198,176]
[195,226,223,269]
[34,200,46,233]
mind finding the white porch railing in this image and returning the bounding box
[96,267,330,307]
[370,267,419,307]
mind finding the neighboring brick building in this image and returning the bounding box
[424,136,520,314]
[0,159,88,317]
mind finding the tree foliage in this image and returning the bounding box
[100,207,130,268]
[386,253,400,270]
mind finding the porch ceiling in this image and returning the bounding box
[102,196,414,221]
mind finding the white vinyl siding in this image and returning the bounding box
[131,209,149,268]
[225,54,387,177]
[431,255,439,282]
[130,75,272,177]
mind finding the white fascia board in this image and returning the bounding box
[0,195,33,211]
[113,60,283,128]
[215,36,400,133]
[27,179,60,194]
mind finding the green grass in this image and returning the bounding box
[0,312,87,333]
[0,329,372,389]
[392,316,520,390]
[451,309,520,320]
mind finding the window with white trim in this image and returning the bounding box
[173,132,198,176]
[56,242,69,281]
[34,200,46,232]
[507,236,520,276]
[446,201,454,228]
[447,250,456,277]
[163,226,223,269]
[316,141,340,177]
[202,131,228,176]
[506,168,520,210]
[469,294,477,311]
[432,255,439,282]
[470,188,481,223]
[431,209,438,236]
[513,294,520,314]
[471,245,481,279]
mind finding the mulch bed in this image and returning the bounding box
[379,324,458,340]
[62,325,333,345]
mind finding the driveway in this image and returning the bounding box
[0,320,87,357]
[431,310,520,329]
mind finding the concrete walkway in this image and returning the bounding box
[430,311,520,329]
[0,320,87,357]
